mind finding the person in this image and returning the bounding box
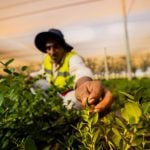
[30,28,113,115]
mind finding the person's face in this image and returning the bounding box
[45,40,66,64]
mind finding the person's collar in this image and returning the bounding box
[51,53,67,70]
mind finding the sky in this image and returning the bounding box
[0,0,150,63]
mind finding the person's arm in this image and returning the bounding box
[26,66,45,82]
[69,54,93,87]
[69,55,113,113]
[29,67,45,77]
[75,76,92,89]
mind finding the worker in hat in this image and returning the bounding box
[30,28,113,115]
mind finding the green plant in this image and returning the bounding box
[0,59,79,149]
[0,59,149,149]
[73,109,100,149]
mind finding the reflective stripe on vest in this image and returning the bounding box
[43,51,77,88]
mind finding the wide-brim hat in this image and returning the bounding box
[34,28,73,53]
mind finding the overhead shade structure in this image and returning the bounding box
[0,0,149,66]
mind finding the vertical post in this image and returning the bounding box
[122,0,132,80]
[104,47,109,80]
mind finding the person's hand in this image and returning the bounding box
[92,88,113,112]
[75,80,113,113]
[75,80,104,106]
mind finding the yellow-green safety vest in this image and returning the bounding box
[43,51,77,89]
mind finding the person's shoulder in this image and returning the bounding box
[69,51,84,63]
[66,50,80,59]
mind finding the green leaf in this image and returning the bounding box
[21,66,28,71]
[93,128,100,143]
[0,107,4,113]
[5,58,14,67]
[131,135,143,146]
[115,118,126,129]
[1,139,9,149]
[129,116,136,124]
[142,102,150,114]
[0,93,4,107]
[108,141,115,150]
[134,87,144,103]
[81,109,89,121]
[112,132,121,147]
[81,115,89,122]
[112,128,121,137]
[121,102,142,124]
[81,109,89,116]
[3,68,12,74]
[136,129,147,135]
[120,91,134,100]
[90,112,98,125]
[0,78,6,83]
[24,136,37,150]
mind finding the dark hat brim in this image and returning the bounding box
[35,31,73,53]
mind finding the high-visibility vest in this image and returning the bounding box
[43,51,77,89]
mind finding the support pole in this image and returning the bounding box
[122,0,132,80]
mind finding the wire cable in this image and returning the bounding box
[0,0,101,21]
[0,0,43,10]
